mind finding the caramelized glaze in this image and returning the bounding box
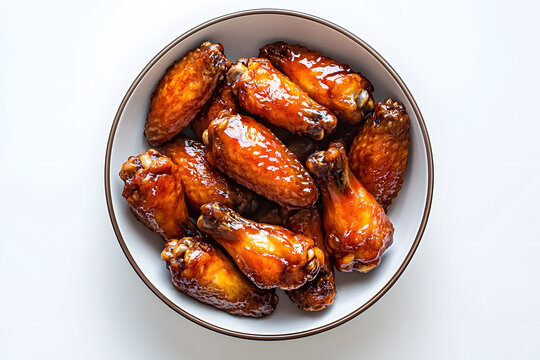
[162,235,278,317]
[349,99,410,211]
[283,207,336,311]
[260,42,374,124]
[204,112,318,208]
[306,142,394,272]
[228,57,337,140]
[119,149,193,240]
[160,135,256,215]
[197,202,325,290]
[145,42,230,146]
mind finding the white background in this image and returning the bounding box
[1,0,539,358]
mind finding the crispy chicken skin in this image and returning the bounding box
[283,207,336,311]
[145,42,231,147]
[260,42,374,124]
[159,135,256,215]
[191,78,241,139]
[306,142,394,272]
[197,202,325,290]
[119,149,193,240]
[162,235,278,317]
[203,112,318,208]
[349,99,410,211]
[227,57,337,140]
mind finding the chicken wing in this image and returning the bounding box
[306,142,394,272]
[197,202,325,290]
[349,99,410,211]
[190,78,241,139]
[259,42,374,124]
[203,112,318,208]
[162,235,278,317]
[119,149,193,240]
[145,42,231,147]
[283,207,336,311]
[160,135,256,215]
[227,58,337,140]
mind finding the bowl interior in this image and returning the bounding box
[107,11,430,339]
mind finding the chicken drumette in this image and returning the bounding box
[145,42,230,146]
[197,202,325,290]
[160,135,256,215]
[162,235,278,317]
[349,99,410,211]
[203,112,318,208]
[119,149,194,240]
[283,207,336,311]
[227,58,337,140]
[260,42,374,124]
[306,142,394,272]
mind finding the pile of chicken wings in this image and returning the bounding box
[119,41,410,317]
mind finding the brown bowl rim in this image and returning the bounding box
[104,8,434,341]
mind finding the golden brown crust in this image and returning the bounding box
[306,142,394,272]
[349,99,410,211]
[260,42,374,124]
[119,149,193,240]
[204,112,318,208]
[159,135,256,215]
[144,42,231,147]
[191,78,241,139]
[283,207,336,311]
[162,236,278,317]
[228,57,337,140]
[197,202,325,290]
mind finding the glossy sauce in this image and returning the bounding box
[260,42,374,124]
[205,112,318,208]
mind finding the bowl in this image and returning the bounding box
[105,9,433,340]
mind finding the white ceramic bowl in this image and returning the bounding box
[105,9,433,340]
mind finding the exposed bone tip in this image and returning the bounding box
[227,62,247,84]
[202,130,209,145]
[139,153,153,168]
[355,90,370,109]
[173,243,188,258]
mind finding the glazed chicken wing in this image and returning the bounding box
[227,58,337,140]
[162,235,278,317]
[259,42,374,124]
[191,78,241,139]
[283,207,336,311]
[306,142,394,272]
[197,202,325,290]
[145,42,231,146]
[349,99,410,211]
[160,135,256,215]
[119,149,193,240]
[203,112,318,208]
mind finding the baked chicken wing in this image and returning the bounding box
[119,149,193,240]
[197,202,325,290]
[259,42,374,124]
[306,142,394,272]
[227,58,337,140]
[203,112,318,208]
[349,99,410,211]
[145,42,231,146]
[162,235,278,317]
[283,207,336,311]
[191,78,241,139]
[160,135,256,215]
